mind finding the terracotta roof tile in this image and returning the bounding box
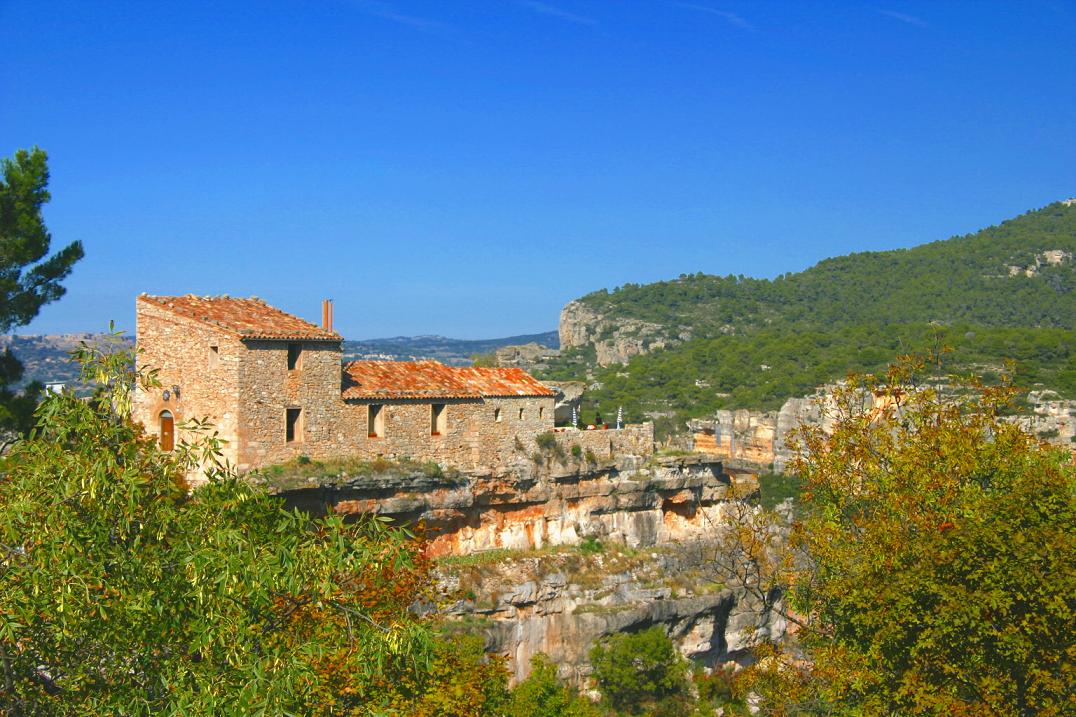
[139,294,340,341]
[342,360,555,400]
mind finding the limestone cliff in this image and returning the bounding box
[437,539,782,686]
[274,451,749,556]
[691,385,1076,472]
[271,452,780,684]
[559,300,689,367]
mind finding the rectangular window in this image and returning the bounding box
[208,345,219,369]
[431,403,446,435]
[287,342,302,371]
[368,404,384,438]
[286,407,302,443]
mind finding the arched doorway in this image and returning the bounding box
[159,410,174,452]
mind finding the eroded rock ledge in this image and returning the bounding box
[275,454,755,556]
[273,455,776,684]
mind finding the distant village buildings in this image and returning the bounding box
[132,295,560,476]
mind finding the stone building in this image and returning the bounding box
[133,294,557,475]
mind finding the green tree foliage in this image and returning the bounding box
[540,202,1076,427]
[505,653,600,717]
[0,350,39,443]
[575,202,1075,333]
[744,361,1076,715]
[554,323,1075,436]
[0,147,84,434]
[0,344,489,715]
[589,627,691,715]
[402,634,510,717]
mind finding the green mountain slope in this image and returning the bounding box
[539,202,1076,430]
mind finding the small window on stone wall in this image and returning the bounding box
[369,404,385,438]
[287,342,303,371]
[494,407,502,423]
[209,345,219,369]
[286,407,302,443]
[518,407,525,420]
[539,406,544,420]
[431,403,446,435]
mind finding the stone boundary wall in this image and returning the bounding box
[550,423,654,460]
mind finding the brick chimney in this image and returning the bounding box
[321,299,333,333]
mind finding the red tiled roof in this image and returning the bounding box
[342,360,556,400]
[138,294,340,341]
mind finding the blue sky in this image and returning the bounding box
[2,1,1074,339]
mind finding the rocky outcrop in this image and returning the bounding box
[542,380,586,425]
[688,386,837,472]
[1007,249,1072,277]
[691,385,1076,472]
[1007,390,1076,451]
[437,538,783,685]
[559,300,687,366]
[493,342,561,371]
[274,452,752,556]
[272,447,779,686]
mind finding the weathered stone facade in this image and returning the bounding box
[133,299,246,469]
[132,295,586,477]
[340,396,556,473]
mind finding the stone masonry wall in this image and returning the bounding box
[551,423,655,462]
[133,300,243,473]
[341,396,557,473]
[237,340,345,470]
[135,300,584,476]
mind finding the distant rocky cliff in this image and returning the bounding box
[690,387,1076,472]
[559,299,692,366]
[559,300,689,366]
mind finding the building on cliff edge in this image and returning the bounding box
[132,294,558,478]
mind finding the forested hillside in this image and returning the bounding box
[539,202,1076,429]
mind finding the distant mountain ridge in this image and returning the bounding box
[2,331,560,386]
[343,331,559,366]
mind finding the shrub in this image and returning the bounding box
[589,626,690,715]
[570,443,583,459]
[578,537,604,555]
[536,431,557,450]
[505,653,600,717]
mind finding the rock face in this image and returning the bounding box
[691,385,1076,472]
[688,386,837,472]
[276,450,748,556]
[274,444,781,686]
[559,300,687,366]
[542,380,587,426]
[438,539,783,686]
[493,342,561,370]
[1008,390,1076,451]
